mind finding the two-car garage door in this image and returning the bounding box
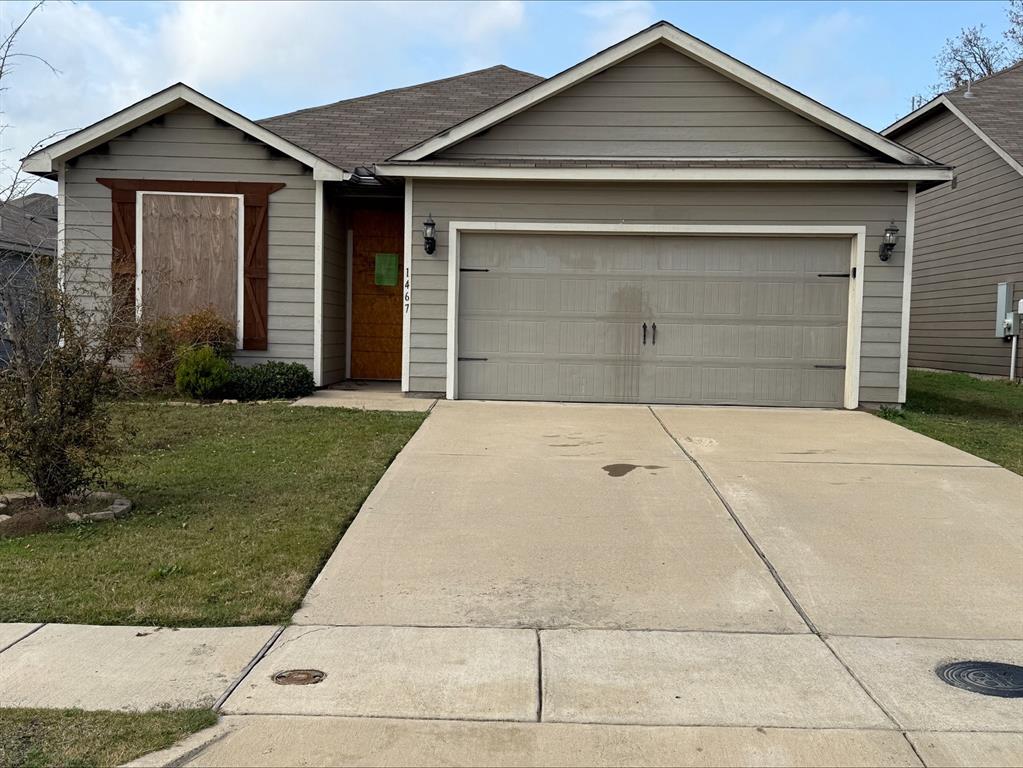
[456,233,852,407]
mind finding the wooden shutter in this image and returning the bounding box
[98,179,283,351]
[110,188,137,315]
[242,194,269,350]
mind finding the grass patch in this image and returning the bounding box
[879,369,1023,475]
[0,404,425,625]
[0,708,216,768]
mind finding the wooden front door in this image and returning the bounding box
[350,208,404,380]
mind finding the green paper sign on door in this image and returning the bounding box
[374,253,399,286]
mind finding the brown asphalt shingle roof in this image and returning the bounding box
[942,60,1023,164]
[258,65,543,172]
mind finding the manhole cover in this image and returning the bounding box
[935,661,1023,698]
[273,669,325,686]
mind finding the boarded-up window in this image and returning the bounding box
[139,193,241,330]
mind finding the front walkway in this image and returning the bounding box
[2,402,1021,766]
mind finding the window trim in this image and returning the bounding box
[135,190,246,349]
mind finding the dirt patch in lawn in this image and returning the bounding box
[0,493,130,537]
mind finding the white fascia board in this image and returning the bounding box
[21,83,348,181]
[392,24,933,167]
[375,164,953,183]
[883,96,1023,178]
[942,100,1023,178]
[881,97,945,136]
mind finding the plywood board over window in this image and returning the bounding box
[138,193,243,339]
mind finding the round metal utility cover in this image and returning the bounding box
[935,661,1023,698]
[273,669,325,686]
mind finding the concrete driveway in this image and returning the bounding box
[162,402,1023,767]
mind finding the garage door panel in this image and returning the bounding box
[559,279,600,313]
[457,233,850,406]
[755,326,797,359]
[606,280,646,314]
[559,321,597,355]
[508,321,545,354]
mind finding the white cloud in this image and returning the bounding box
[580,0,655,52]
[0,0,527,192]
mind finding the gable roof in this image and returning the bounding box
[883,61,1023,177]
[389,21,937,167]
[1,194,57,256]
[259,66,542,172]
[21,83,348,181]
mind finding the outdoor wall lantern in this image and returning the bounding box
[878,221,899,261]
[423,214,437,255]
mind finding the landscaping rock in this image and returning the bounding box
[0,490,132,536]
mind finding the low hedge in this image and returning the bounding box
[219,361,315,401]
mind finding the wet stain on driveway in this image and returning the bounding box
[601,463,666,478]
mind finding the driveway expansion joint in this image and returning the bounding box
[647,406,819,636]
[648,406,911,735]
[213,625,287,712]
[0,622,45,655]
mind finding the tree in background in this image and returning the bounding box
[924,1,1023,101]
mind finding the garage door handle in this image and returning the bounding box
[642,322,647,345]
[652,322,657,345]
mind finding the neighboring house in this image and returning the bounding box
[883,63,1023,378]
[0,193,58,365]
[23,21,950,408]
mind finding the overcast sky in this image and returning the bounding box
[3,0,1015,193]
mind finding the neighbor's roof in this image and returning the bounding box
[883,61,1023,174]
[258,66,543,172]
[0,194,57,256]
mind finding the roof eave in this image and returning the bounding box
[375,163,953,183]
[884,95,1023,179]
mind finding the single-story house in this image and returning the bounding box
[883,63,1023,378]
[23,21,951,408]
[1,193,58,366]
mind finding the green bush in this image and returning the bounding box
[174,346,231,400]
[220,362,315,401]
[135,308,235,391]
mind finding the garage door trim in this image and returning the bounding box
[446,222,866,408]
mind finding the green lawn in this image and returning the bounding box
[0,708,216,768]
[881,369,1023,475]
[0,404,425,626]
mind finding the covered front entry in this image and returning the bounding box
[456,232,854,407]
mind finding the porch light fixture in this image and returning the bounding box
[423,214,437,255]
[878,221,899,261]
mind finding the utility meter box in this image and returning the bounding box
[996,282,1015,337]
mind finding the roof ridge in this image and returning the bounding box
[259,65,542,123]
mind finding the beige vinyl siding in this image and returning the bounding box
[407,180,908,404]
[440,45,876,160]
[63,104,316,367]
[321,183,347,384]
[890,108,1023,376]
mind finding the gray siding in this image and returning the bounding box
[63,104,316,367]
[321,183,347,384]
[440,45,875,160]
[890,108,1023,376]
[408,181,909,404]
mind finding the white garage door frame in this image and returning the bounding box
[445,222,867,409]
